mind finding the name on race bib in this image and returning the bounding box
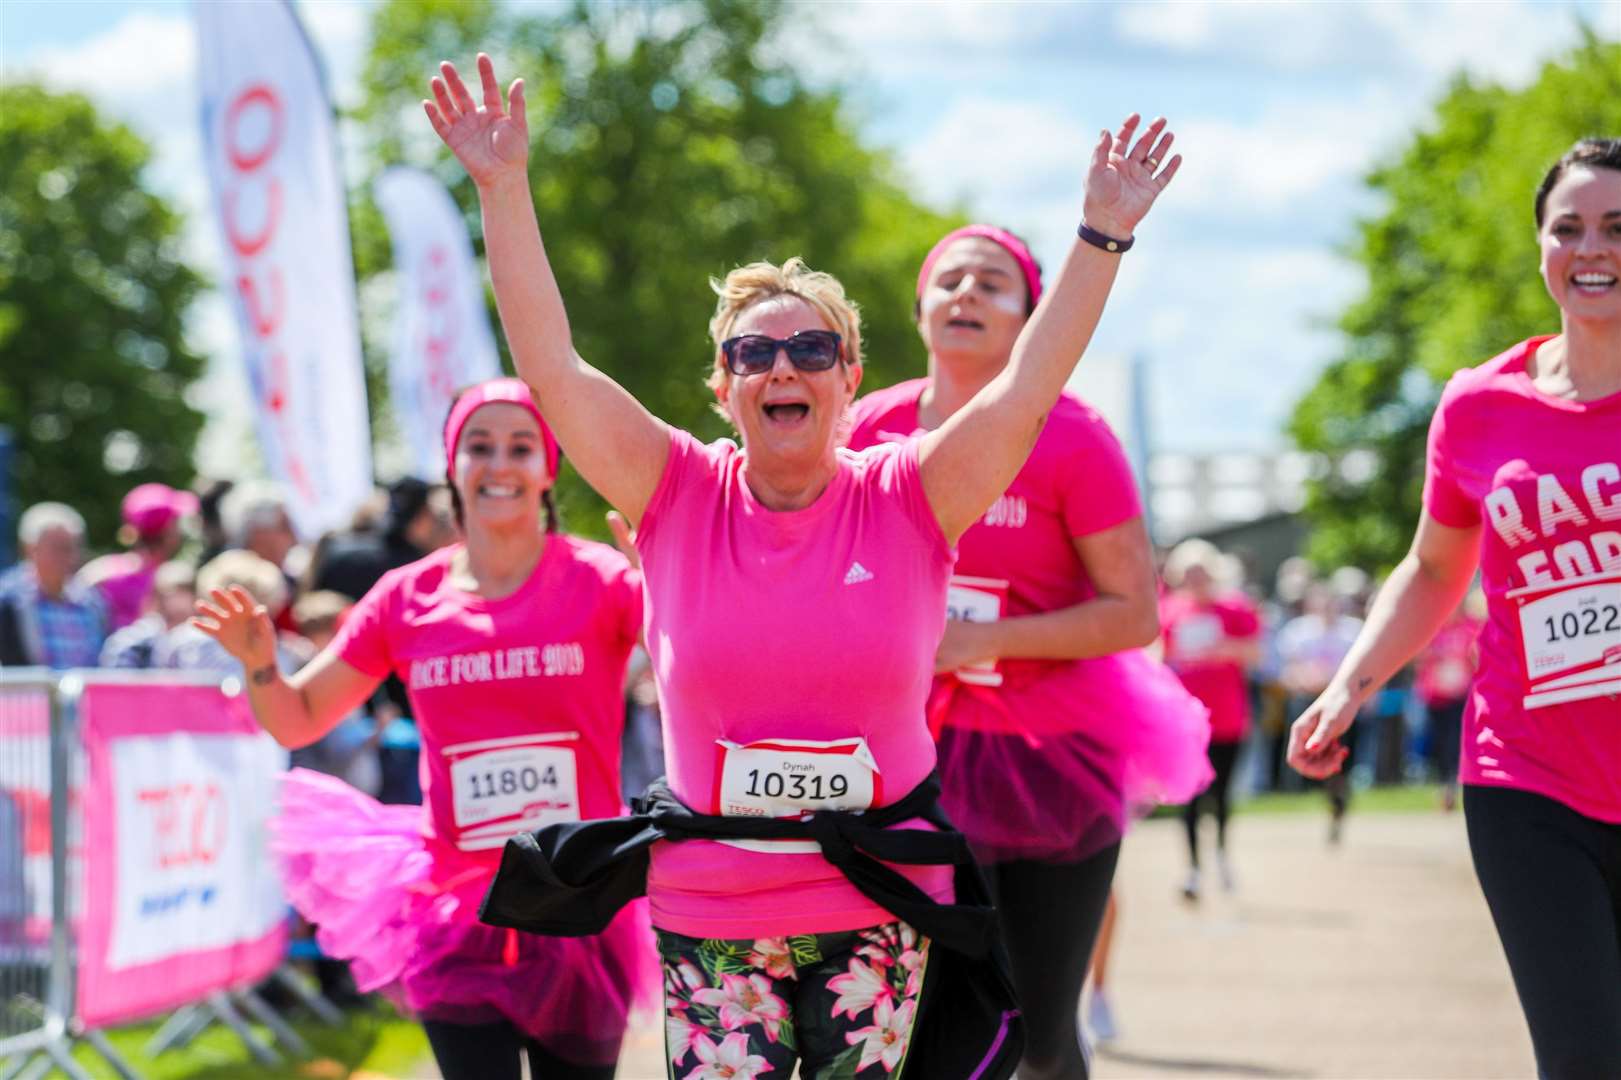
[947,575,1009,687]
[712,736,881,854]
[443,732,581,851]
[1507,571,1621,710]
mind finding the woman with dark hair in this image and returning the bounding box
[846,224,1211,1079]
[1290,138,1621,1079]
[193,378,651,1080]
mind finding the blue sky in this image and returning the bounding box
[5,0,1617,482]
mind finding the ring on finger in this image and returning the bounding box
[1146,157,1159,169]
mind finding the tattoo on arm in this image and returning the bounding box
[251,665,276,687]
[1355,676,1372,692]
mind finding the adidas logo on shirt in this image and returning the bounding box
[843,562,874,586]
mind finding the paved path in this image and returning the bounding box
[420,806,1538,1078]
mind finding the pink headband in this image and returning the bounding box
[916,225,1043,309]
[442,378,559,480]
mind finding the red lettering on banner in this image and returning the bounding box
[219,80,316,505]
[137,783,227,869]
[236,266,285,338]
[224,84,284,171]
[421,245,459,406]
[223,179,283,258]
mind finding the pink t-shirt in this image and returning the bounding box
[1415,614,1483,706]
[80,552,158,630]
[847,381,1144,736]
[1159,593,1261,743]
[1423,336,1621,822]
[332,537,642,858]
[635,428,955,938]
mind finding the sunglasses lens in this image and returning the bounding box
[787,332,839,370]
[731,337,778,374]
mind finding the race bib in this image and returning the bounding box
[947,575,1009,687]
[445,733,580,851]
[713,737,880,854]
[1508,572,1621,709]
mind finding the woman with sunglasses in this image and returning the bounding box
[846,226,1212,1079]
[1290,139,1621,1079]
[426,54,1180,1077]
[192,379,650,1080]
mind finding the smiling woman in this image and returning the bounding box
[425,50,1181,1078]
[1286,137,1621,1080]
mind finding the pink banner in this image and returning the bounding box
[75,680,288,1028]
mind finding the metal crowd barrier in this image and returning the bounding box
[0,669,343,1080]
[0,669,88,1079]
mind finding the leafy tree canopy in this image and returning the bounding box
[354,0,961,536]
[0,84,208,548]
[1288,32,1621,573]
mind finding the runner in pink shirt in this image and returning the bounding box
[193,379,650,1080]
[1159,539,1261,901]
[846,224,1210,1078]
[426,53,1182,1078]
[1289,139,1621,1079]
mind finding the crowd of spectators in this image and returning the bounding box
[0,477,458,808]
[1157,538,1484,818]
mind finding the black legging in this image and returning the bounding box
[1183,740,1241,867]
[423,1019,616,1080]
[985,843,1120,1080]
[1464,785,1621,1080]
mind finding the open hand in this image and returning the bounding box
[192,586,277,671]
[1286,684,1357,780]
[1082,114,1182,240]
[424,53,529,190]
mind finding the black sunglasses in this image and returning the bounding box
[720,330,843,376]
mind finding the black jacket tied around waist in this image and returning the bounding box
[480,773,1024,1078]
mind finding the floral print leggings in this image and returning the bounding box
[659,921,931,1079]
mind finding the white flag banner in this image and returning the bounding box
[196,0,372,537]
[373,167,502,479]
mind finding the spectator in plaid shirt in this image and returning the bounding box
[0,503,107,669]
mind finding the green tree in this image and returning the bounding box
[353,0,959,535]
[1288,32,1621,573]
[0,84,208,549]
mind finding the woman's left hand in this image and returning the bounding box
[1082,114,1181,240]
[934,620,998,675]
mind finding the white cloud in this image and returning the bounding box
[23,11,195,102]
[1166,89,1410,212]
[1115,0,1601,86]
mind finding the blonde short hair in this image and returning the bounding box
[196,550,288,615]
[704,257,863,400]
[1163,538,1236,590]
[292,589,350,637]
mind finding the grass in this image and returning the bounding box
[1147,782,1451,821]
[39,1000,432,1080]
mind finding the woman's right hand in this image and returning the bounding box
[424,53,530,190]
[1286,682,1359,779]
[192,586,277,671]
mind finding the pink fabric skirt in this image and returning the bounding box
[931,649,1213,865]
[271,768,656,1065]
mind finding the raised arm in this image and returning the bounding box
[425,54,669,525]
[919,115,1181,543]
[1288,511,1482,778]
[193,587,379,750]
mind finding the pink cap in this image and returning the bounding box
[916,225,1043,309]
[122,483,199,539]
[442,378,559,480]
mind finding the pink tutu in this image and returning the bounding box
[271,768,656,1065]
[930,649,1213,865]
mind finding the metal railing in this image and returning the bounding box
[0,669,343,1079]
